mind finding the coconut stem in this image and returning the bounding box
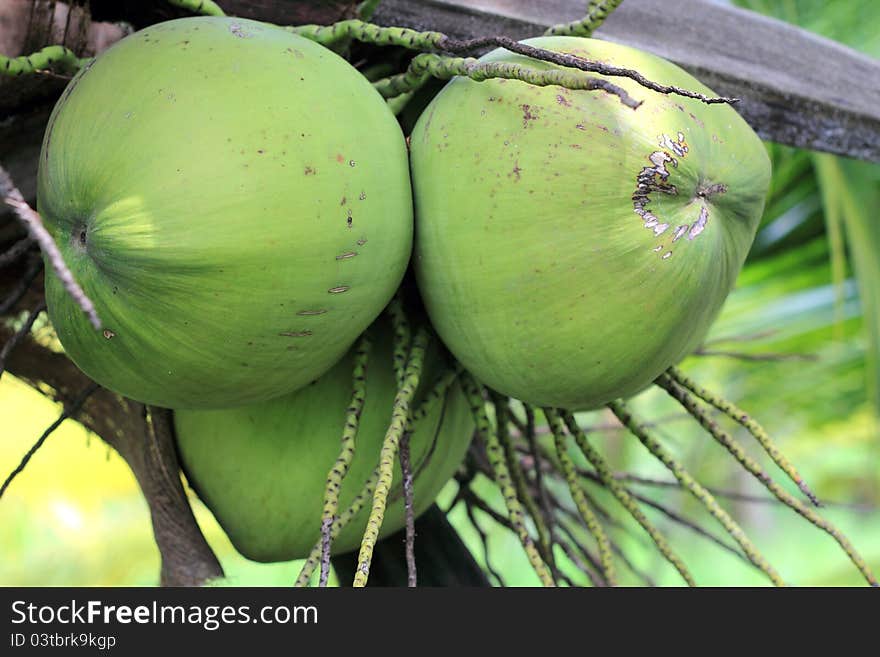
[388,295,417,588]
[655,375,879,587]
[557,410,696,586]
[295,466,381,586]
[492,396,556,572]
[459,373,555,586]
[352,327,430,587]
[545,0,625,37]
[165,0,226,16]
[297,346,445,587]
[318,333,372,587]
[608,400,786,587]
[0,45,89,77]
[292,20,734,106]
[376,53,639,107]
[664,367,820,506]
[544,409,617,585]
[291,20,444,51]
[386,292,411,389]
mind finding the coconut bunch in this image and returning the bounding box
[1,0,876,587]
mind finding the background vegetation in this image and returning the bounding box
[2,0,877,586]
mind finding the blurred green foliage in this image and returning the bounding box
[1,0,878,586]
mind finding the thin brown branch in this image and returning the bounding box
[0,381,98,499]
[0,166,101,329]
[399,432,417,587]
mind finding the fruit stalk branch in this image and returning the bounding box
[298,360,455,587]
[493,396,555,568]
[559,409,695,586]
[0,166,101,330]
[291,20,735,105]
[608,400,786,586]
[664,367,819,505]
[544,409,616,585]
[435,35,736,105]
[536,446,731,572]
[656,374,879,587]
[4,11,733,108]
[353,327,430,587]
[0,45,88,77]
[295,465,381,586]
[387,294,411,389]
[459,373,555,586]
[319,334,373,587]
[374,53,640,108]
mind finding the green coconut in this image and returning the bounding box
[411,36,771,410]
[173,322,474,562]
[37,17,413,409]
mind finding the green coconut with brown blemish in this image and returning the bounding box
[411,36,771,411]
[173,324,474,562]
[37,16,412,408]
